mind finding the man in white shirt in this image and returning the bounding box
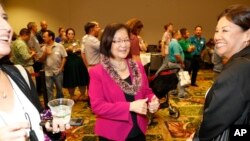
[161,23,173,58]
[81,21,101,68]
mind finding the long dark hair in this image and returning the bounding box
[100,23,130,58]
[126,18,143,35]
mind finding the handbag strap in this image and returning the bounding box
[14,64,30,88]
[0,64,43,112]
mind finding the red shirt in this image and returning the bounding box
[130,34,140,55]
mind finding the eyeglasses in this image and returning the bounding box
[112,39,130,44]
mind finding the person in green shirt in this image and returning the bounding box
[10,28,36,84]
[10,28,35,67]
[179,28,195,74]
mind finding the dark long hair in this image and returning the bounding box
[100,23,130,58]
[126,18,143,35]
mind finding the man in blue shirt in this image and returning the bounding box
[189,25,206,87]
[155,30,186,98]
[166,30,186,98]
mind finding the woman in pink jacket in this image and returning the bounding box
[88,23,160,141]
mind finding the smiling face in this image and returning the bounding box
[111,28,130,60]
[66,29,75,40]
[42,31,53,44]
[214,16,249,58]
[0,4,13,59]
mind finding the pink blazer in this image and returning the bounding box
[89,61,155,141]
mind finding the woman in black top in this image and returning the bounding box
[189,4,250,141]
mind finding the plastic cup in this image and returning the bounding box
[48,98,74,124]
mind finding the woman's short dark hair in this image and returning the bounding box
[66,28,75,36]
[100,23,130,58]
[217,4,250,31]
[58,27,64,32]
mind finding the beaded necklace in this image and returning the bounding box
[101,55,142,95]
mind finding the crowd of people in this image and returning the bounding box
[4,8,222,102]
[1,2,250,141]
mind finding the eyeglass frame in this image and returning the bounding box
[112,39,131,44]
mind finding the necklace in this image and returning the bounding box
[0,87,39,140]
[0,70,7,99]
[101,55,142,95]
[110,59,128,72]
[0,76,39,140]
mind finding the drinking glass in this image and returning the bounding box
[48,98,74,124]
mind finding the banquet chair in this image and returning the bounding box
[148,53,162,76]
[147,44,158,53]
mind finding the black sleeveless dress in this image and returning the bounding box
[63,41,89,88]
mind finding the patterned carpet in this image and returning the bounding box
[41,69,214,141]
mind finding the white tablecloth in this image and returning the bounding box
[140,53,151,66]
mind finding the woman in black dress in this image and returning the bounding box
[63,28,89,101]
